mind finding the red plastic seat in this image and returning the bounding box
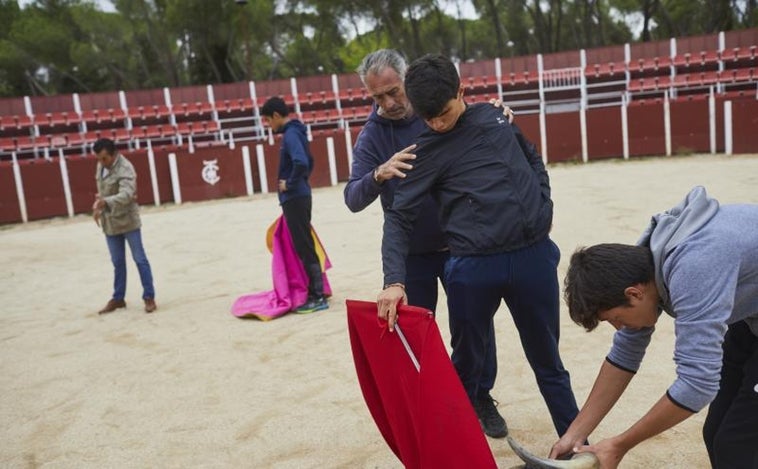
[204,120,220,132]
[113,128,130,142]
[81,109,101,124]
[44,111,71,126]
[83,130,102,144]
[127,106,145,119]
[15,135,36,151]
[65,132,85,146]
[153,104,171,118]
[142,125,165,139]
[0,137,16,152]
[1,115,17,130]
[109,108,127,121]
[175,122,194,135]
[672,52,691,67]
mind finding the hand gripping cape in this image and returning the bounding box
[231,216,332,320]
[346,299,496,469]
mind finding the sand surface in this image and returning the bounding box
[2,153,757,468]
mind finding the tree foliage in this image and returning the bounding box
[0,0,754,97]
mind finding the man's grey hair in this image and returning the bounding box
[356,49,408,84]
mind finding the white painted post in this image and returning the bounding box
[168,152,182,204]
[537,54,548,163]
[58,150,74,217]
[344,123,353,173]
[664,91,672,156]
[291,77,300,116]
[147,148,160,206]
[580,108,588,163]
[11,153,28,223]
[580,49,588,163]
[256,144,269,193]
[241,145,254,196]
[708,91,716,154]
[326,137,338,186]
[332,74,342,118]
[621,95,630,160]
[539,101,548,164]
[724,101,733,155]
[207,84,218,121]
[494,57,503,98]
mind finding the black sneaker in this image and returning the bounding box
[474,393,508,438]
[294,296,329,314]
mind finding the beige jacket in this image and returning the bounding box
[95,154,141,235]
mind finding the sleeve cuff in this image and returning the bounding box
[666,391,698,413]
[605,356,637,374]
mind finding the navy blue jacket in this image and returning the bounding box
[382,103,553,285]
[343,106,446,255]
[277,119,313,204]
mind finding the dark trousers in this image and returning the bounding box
[281,196,323,299]
[405,250,498,394]
[703,320,758,469]
[444,237,579,436]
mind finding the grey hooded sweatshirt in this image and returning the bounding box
[606,186,758,412]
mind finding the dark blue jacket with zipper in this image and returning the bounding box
[382,103,553,285]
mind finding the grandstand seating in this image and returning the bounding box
[1,28,755,161]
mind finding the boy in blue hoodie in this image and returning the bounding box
[553,186,758,468]
[377,54,580,439]
[261,97,327,313]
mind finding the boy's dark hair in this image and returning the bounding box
[260,97,289,118]
[564,243,655,331]
[404,54,460,119]
[92,138,116,155]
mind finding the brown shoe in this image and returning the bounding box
[144,298,157,313]
[98,299,126,315]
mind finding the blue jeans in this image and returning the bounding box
[106,229,155,300]
[445,237,579,436]
[405,250,498,395]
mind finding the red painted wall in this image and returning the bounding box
[0,161,21,223]
[628,99,666,157]
[587,106,623,159]
[65,155,98,214]
[546,111,582,162]
[670,95,710,154]
[731,97,758,154]
[174,147,248,202]
[19,159,68,221]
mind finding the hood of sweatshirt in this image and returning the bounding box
[637,185,720,313]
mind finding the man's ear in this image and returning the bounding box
[624,285,645,303]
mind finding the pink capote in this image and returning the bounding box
[231,216,332,320]
[346,299,497,469]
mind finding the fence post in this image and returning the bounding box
[147,147,161,206]
[327,137,338,186]
[58,149,74,217]
[12,153,28,223]
[168,152,182,204]
[242,145,254,196]
[724,101,733,155]
[256,144,269,193]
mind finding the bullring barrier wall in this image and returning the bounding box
[1,95,755,224]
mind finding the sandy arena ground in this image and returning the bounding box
[2,153,757,468]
